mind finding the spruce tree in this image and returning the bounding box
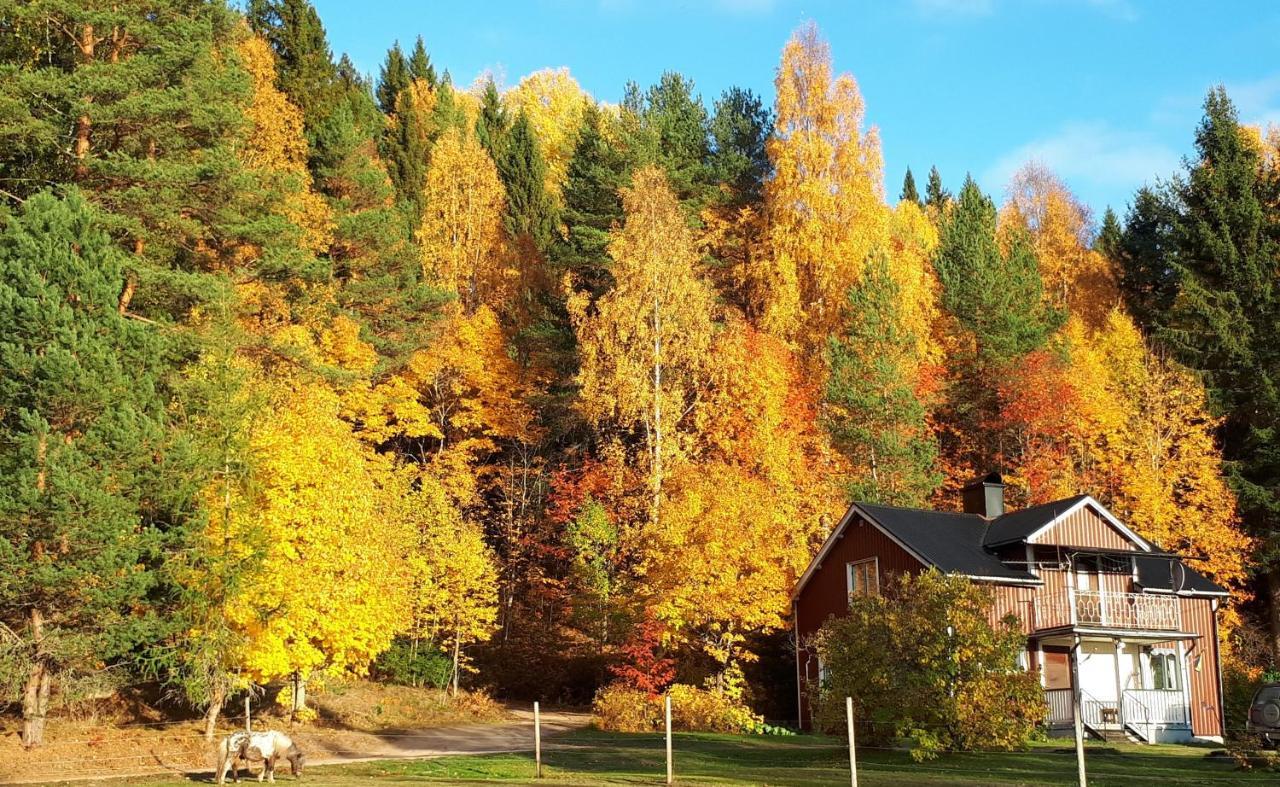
[1113,187,1181,326]
[555,104,631,295]
[0,192,189,746]
[826,253,940,506]
[901,167,921,205]
[934,176,1064,366]
[408,35,436,86]
[247,0,335,112]
[1148,89,1280,644]
[376,42,410,115]
[498,112,557,252]
[925,165,950,208]
[475,78,510,158]
[639,72,713,211]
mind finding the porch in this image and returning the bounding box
[1045,686,1191,743]
[1035,599,1196,745]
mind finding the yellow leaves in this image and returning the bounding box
[417,126,511,310]
[998,163,1116,328]
[209,375,414,683]
[887,200,943,369]
[504,68,590,202]
[396,472,498,647]
[234,32,333,256]
[642,463,794,663]
[757,22,888,348]
[571,166,716,481]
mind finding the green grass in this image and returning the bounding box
[43,730,1277,786]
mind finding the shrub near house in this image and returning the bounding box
[813,570,1045,759]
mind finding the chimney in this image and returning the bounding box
[962,472,1005,518]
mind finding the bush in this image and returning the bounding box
[372,639,453,689]
[813,570,1045,760]
[592,682,767,734]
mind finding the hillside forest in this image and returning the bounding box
[1,0,1278,747]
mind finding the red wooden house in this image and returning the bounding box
[792,473,1228,743]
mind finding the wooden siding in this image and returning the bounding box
[1031,505,1138,551]
[987,583,1037,634]
[1179,597,1224,738]
[794,514,927,724]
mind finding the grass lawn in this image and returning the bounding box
[41,729,1275,786]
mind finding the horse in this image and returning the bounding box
[215,730,305,784]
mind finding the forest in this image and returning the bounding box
[1,0,1277,750]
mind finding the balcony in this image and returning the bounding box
[1033,589,1182,632]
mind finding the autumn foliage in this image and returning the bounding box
[0,1,1262,747]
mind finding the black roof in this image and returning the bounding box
[982,494,1090,546]
[858,503,1038,582]
[1135,555,1228,595]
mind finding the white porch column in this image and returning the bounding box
[1113,638,1125,732]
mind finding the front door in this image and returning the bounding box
[1078,641,1120,727]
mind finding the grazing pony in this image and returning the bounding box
[216,730,305,784]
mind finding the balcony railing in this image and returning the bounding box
[1033,589,1182,631]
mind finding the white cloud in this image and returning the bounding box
[983,121,1181,197]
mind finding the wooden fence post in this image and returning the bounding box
[1071,635,1087,787]
[665,694,673,786]
[846,696,858,787]
[534,701,542,778]
[244,696,251,733]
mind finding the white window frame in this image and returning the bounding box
[1147,648,1180,691]
[846,557,880,604]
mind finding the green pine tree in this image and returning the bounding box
[408,35,436,86]
[901,168,921,205]
[554,104,631,296]
[0,192,192,747]
[0,0,310,321]
[1146,88,1280,645]
[376,42,410,115]
[925,165,950,209]
[826,253,941,506]
[708,86,772,206]
[934,176,1064,366]
[498,112,557,252]
[475,77,510,158]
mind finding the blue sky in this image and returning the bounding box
[312,0,1280,221]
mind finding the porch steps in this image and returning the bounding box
[1083,723,1146,744]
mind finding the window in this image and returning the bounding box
[846,558,879,603]
[1149,651,1179,691]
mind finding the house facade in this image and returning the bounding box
[792,473,1228,743]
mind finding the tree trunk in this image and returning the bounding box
[204,683,226,741]
[73,24,96,179]
[451,626,461,697]
[651,295,663,528]
[21,608,51,749]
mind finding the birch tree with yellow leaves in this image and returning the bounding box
[570,165,717,527]
[418,126,511,311]
[757,22,888,348]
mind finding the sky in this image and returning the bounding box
[311,0,1280,221]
